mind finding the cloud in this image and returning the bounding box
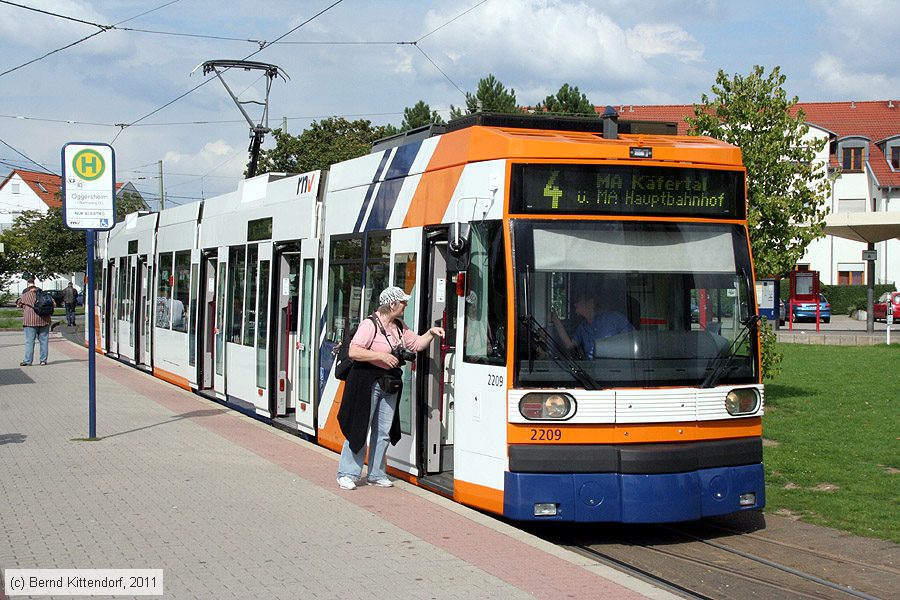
[626,23,703,61]
[811,53,900,100]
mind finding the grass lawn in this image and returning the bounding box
[0,307,85,329]
[763,343,899,543]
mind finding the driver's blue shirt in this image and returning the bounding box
[573,311,633,359]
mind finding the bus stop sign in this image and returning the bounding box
[62,142,116,231]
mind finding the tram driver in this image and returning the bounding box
[551,285,634,359]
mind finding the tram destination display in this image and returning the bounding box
[511,164,745,219]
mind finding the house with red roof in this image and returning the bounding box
[616,100,900,288]
[0,168,148,295]
[0,169,148,232]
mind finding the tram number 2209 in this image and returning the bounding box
[530,428,563,441]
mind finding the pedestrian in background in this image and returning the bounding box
[15,275,55,366]
[62,281,78,327]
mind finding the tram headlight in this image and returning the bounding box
[725,388,760,416]
[519,393,575,420]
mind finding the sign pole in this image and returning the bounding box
[86,229,97,439]
[62,142,115,440]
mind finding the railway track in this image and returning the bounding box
[526,513,898,600]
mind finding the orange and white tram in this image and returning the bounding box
[94,113,765,522]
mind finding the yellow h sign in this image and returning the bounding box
[72,149,106,181]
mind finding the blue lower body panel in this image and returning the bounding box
[503,464,765,522]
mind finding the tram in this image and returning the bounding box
[93,113,765,523]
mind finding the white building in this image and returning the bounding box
[621,100,899,288]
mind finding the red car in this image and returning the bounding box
[873,291,900,322]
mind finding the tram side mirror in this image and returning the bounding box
[447,223,470,272]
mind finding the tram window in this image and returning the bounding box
[189,262,199,366]
[156,252,173,329]
[243,245,258,347]
[366,233,390,315]
[464,221,507,365]
[256,260,270,388]
[247,217,272,242]
[228,246,246,344]
[172,251,191,333]
[327,236,363,343]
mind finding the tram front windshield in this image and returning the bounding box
[512,220,758,388]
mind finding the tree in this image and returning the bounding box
[533,83,597,116]
[0,207,86,280]
[449,74,519,119]
[686,66,831,277]
[256,117,397,175]
[401,100,445,131]
[116,190,148,221]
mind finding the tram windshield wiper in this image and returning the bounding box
[700,314,760,389]
[519,315,602,390]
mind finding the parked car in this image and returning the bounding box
[873,291,900,322]
[47,289,84,307]
[790,294,831,323]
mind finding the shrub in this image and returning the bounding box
[759,317,782,380]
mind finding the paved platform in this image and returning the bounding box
[0,331,674,600]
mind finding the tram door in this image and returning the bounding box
[134,255,150,367]
[213,247,228,398]
[117,255,136,361]
[424,235,455,474]
[296,238,318,435]
[196,250,218,390]
[105,259,117,355]
[274,250,300,418]
[385,228,422,473]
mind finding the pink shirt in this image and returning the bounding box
[351,316,421,370]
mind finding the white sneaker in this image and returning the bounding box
[337,476,357,490]
[367,478,393,488]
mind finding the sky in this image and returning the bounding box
[1,0,898,208]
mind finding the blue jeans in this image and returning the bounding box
[23,325,50,364]
[337,382,398,481]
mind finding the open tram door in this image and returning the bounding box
[272,246,300,421]
[421,228,456,481]
[196,249,218,391]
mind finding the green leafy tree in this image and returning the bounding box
[0,207,86,280]
[686,66,831,277]
[533,83,598,116]
[116,190,149,221]
[401,100,445,131]
[256,117,398,174]
[449,74,519,119]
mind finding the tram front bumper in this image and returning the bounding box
[503,463,765,522]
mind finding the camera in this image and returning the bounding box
[392,346,416,365]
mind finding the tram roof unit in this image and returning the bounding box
[370,111,742,169]
[199,171,320,248]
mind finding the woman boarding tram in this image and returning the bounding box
[337,286,445,490]
[95,112,765,523]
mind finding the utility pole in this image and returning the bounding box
[158,160,165,211]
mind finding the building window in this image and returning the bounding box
[11,183,19,194]
[891,146,900,170]
[842,147,863,172]
[838,270,864,285]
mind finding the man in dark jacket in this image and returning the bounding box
[62,282,78,327]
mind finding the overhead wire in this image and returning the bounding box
[110,0,345,145]
[0,0,182,78]
[0,136,56,174]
